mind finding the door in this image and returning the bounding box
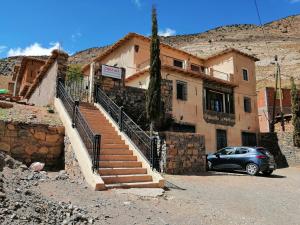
[216,129,227,150]
[242,132,257,147]
[230,147,250,170]
[213,147,235,169]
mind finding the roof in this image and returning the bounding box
[206,48,260,62]
[82,32,206,72]
[125,65,237,87]
[24,50,68,99]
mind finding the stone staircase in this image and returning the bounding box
[80,103,160,189]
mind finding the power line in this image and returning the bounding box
[254,0,272,61]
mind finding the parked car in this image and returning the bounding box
[207,147,277,176]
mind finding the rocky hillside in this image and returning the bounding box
[1,14,299,88]
[161,14,300,88]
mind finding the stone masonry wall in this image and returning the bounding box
[259,129,300,167]
[0,120,64,167]
[102,79,173,130]
[159,132,206,174]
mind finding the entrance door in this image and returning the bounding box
[216,129,227,150]
[241,132,257,147]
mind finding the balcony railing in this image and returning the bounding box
[136,54,233,83]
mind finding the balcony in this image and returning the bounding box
[203,110,236,126]
[136,54,234,84]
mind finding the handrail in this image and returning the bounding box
[57,79,101,172]
[94,85,159,171]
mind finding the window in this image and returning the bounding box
[173,59,183,68]
[244,97,251,113]
[235,147,249,154]
[216,129,227,150]
[191,64,200,72]
[242,69,248,81]
[218,147,235,155]
[134,45,139,53]
[205,89,234,114]
[241,132,257,146]
[176,81,187,100]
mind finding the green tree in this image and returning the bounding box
[290,77,300,147]
[66,64,83,82]
[146,6,162,136]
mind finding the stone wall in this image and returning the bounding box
[102,79,173,130]
[0,120,64,167]
[64,136,85,182]
[159,132,206,174]
[259,128,300,167]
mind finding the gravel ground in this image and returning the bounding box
[1,151,299,225]
[0,100,62,126]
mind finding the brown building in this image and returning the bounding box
[9,57,46,96]
[83,33,260,152]
[257,87,300,132]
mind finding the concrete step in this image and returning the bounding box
[102,174,153,184]
[101,149,133,155]
[100,155,137,161]
[99,168,147,176]
[100,161,142,168]
[102,139,125,144]
[106,181,160,189]
[102,144,128,149]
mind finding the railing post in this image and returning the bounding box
[119,106,124,131]
[56,77,62,98]
[150,137,155,169]
[93,134,100,172]
[93,83,99,103]
[72,100,79,128]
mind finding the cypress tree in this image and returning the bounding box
[290,77,300,147]
[146,6,162,135]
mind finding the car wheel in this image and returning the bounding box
[207,161,212,171]
[246,163,259,176]
[262,170,273,176]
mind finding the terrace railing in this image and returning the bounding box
[94,85,159,171]
[56,79,101,172]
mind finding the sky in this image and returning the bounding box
[0,0,299,58]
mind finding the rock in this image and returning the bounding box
[29,162,45,172]
[0,191,6,199]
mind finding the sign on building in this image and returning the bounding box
[101,65,122,79]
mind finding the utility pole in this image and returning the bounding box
[277,58,285,132]
[270,55,285,132]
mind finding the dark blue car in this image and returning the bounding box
[207,147,277,176]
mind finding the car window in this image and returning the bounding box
[218,147,235,155]
[256,148,271,156]
[235,147,249,154]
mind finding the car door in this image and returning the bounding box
[214,147,235,170]
[231,147,249,170]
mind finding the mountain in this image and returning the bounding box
[161,14,300,88]
[1,14,300,89]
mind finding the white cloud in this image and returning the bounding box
[7,42,60,57]
[289,0,300,3]
[158,28,176,37]
[71,32,82,42]
[132,0,141,8]
[0,45,7,54]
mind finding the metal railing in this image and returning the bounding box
[136,55,232,82]
[94,85,159,171]
[57,79,101,172]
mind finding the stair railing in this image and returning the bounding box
[94,85,159,171]
[57,78,101,172]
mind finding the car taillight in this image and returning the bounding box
[256,155,267,159]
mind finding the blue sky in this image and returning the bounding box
[0,0,299,58]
